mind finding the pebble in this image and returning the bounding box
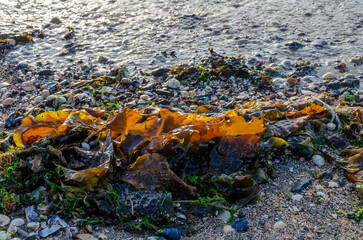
[328,181,339,188]
[322,72,336,80]
[77,233,98,240]
[233,219,248,232]
[273,221,287,229]
[81,143,91,151]
[317,192,325,197]
[0,82,10,88]
[351,56,362,64]
[34,96,43,103]
[38,69,54,76]
[50,17,62,24]
[175,212,186,220]
[291,194,303,201]
[0,215,10,227]
[223,225,235,234]
[15,62,29,70]
[140,94,150,101]
[10,218,25,227]
[121,78,132,84]
[312,155,325,166]
[281,60,292,67]
[38,225,62,238]
[0,231,11,240]
[41,89,50,99]
[286,77,298,86]
[2,98,15,106]
[26,222,40,230]
[326,122,336,131]
[155,228,181,240]
[166,79,181,89]
[291,178,313,193]
[216,210,231,223]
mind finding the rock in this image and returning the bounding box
[326,133,349,150]
[26,222,40,230]
[16,227,28,239]
[155,228,181,240]
[3,98,15,106]
[166,79,181,89]
[38,69,54,76]
[0,215,10,227]
[121,78,133,84]
[98,56,108,64]
[50,17,62,24]
[0,82,10,88]
[151,68,170,78]
[10,218,25,227]
[233,219,248,232]
[322,72,336,80]
[285,41,304,49]
[38,225,62,238]
[291,194,303,201]
[317,192,325,197]
[140,94,150,101]
[81,143,90,151]
[175,212,186,220]
[286,77,298,86]
[25,206,39,222]
[7,224,17,234]
[281,60,292,67]
[0,231,11,240]
[15,62,29,70]
[216,210,231,223]
[155,89,172,96]
[34,96,43,103]
[273,221,287,229]
[341,79,359,88]
[328,181,339,188]
[312,40,328,48]
[326,123,336,131]
[41,89,50,98]
[4,39,15,45]
[77,234,98,240]
[291,178,313,193]
[351,56,363,64]
[48,215,68,228]
[312,155,325,166]
[223,225,235,234]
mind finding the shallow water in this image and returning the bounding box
[0,0,362,77]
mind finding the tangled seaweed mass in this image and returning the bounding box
[0,38,362,233]
[1,94,363,226]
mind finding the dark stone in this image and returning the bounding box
[50,17,62,24]
[326,133,349,150]
[326,80,342,90]
[233,219,248,232]
[291,178,313,193]
[155,89,172,96]
[155,228,181,240]
[98,56,108,64]
[38,69,54,76]
[285,41,304,50]
[341,79,359,88]
[238,210,248,218]
[15,62,29,70]
[17,227,29,239]
[151,68,170,78]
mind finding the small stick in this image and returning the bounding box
[313,96,342,127]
